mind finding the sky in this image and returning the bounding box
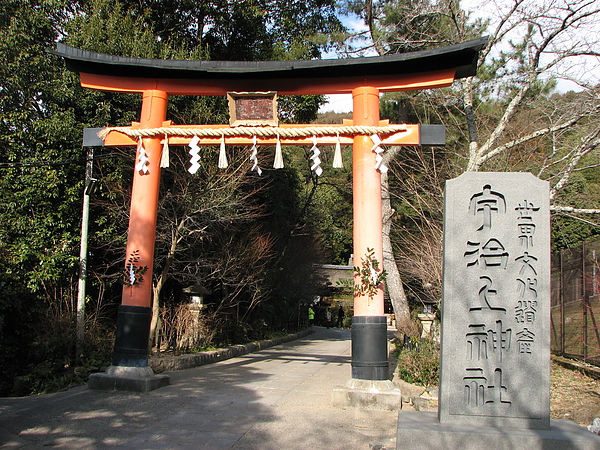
[318,12,369,114]
[319,94,353,114]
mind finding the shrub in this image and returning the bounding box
[395,337,440,388]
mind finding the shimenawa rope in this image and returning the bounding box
[98,125,408,140]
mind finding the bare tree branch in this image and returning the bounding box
[552,206,600,214]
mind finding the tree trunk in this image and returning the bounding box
[462,77,480,172]
[150,219,185,350]
[381,152,411,337]
[150,283,162,350]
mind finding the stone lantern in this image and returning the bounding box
[418,284,437,339]
[183,283,210,310]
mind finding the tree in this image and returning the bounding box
[148,149,271,346]
[0,0,92,394]
[339,0,467,335]
[459,0,600,176]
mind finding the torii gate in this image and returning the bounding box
[52,38,485,391]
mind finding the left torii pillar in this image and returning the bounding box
[88,90,171,392]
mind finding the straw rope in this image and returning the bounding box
[98,125,408,140]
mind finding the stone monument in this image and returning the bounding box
[439,172,550,429]
[396,172,600,449]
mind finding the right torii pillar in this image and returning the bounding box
[351,86,388,381]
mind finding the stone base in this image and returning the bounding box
[332,379,402,411]
[88,365,170,392]
[396,411,600,450]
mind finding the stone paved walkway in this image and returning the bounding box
[0,327,398,449]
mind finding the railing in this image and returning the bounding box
[551,239,600,366]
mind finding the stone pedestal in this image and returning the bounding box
[417,313,436,339]
[332,379,402,411]
[397,411,600,450]
[88,365,170,392]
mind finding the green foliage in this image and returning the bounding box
[96,0,343,60]
[279,95,325,123]
[0,1,85,395]
[394,337,440,388]
[309,181,353,264]
[65,0,164,57]
[337,248,387,298]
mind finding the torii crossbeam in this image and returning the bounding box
[52,38,485,391]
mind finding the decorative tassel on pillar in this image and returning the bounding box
[160,134,170,168]
[371,134,388,173]
[188,135,201,174]
[309,136,323,176]
[250,135,262,176]
[218,134,228,169]
[273,135,284,169]
[333,132,343,168]
[135,137,150,174]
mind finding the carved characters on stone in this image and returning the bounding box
[440,174,549,429]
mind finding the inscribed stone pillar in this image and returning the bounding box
[438,172,550,429]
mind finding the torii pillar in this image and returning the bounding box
[112,90,168,369]
[51,38,486,392]
[87,90,172,391]
[351,86,388,380]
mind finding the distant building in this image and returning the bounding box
[314,264,354,289]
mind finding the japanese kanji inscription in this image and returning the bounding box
[438,172,550,430]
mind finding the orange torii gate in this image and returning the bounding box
[52,38,485,391]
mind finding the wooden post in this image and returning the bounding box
[113,89,168,367]
[351,86,388,380]
[352,86,384,315]
[122,89,168,307]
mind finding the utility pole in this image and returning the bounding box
[77,144,96,356]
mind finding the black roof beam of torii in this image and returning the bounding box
[49,37,488,95]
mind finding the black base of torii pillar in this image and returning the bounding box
[88,306,169,392]
[351,316,389,380]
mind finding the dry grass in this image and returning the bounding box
[551,361,600,427]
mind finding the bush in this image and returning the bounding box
[395,337,440,388]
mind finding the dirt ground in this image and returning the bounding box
[550,361,600,427]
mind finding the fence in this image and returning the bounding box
[551,239,600,366]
